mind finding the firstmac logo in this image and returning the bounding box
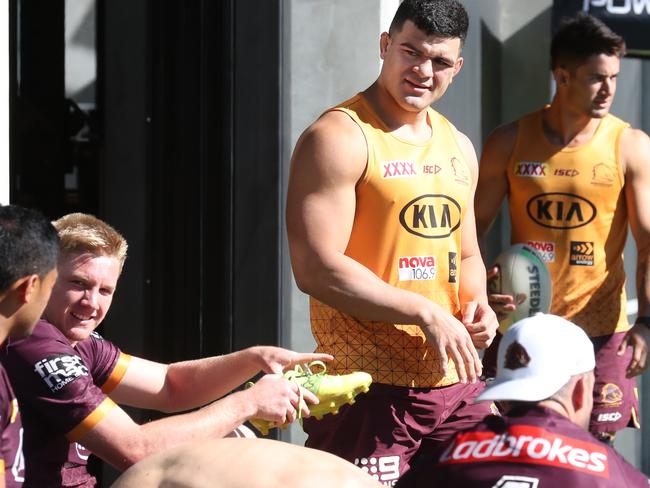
[34,354,89,393]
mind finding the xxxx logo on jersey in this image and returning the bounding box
[514,162,548,177]
[381,160,417,179]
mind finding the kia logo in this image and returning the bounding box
[399,194,462,238]
[526,192,596,229]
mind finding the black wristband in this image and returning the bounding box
[634,316,650,328]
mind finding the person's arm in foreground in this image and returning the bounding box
[110,346,332,412]
[80,372,318,470]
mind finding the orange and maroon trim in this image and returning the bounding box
[101,353,132,394]
[631,387,641,429]
[66,397,117,442]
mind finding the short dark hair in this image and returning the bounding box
[551,12,625,70]
[0,205,59,292]
[389,0,469,46]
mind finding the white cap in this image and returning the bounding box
[477,313,595,402]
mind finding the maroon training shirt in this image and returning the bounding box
[397,406,649,487]
[1,320,128,487]
[0,365,23,487]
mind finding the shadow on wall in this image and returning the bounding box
[479,6,552,266]
[500,7,553,123]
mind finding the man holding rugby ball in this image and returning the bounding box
[475,13,650,443]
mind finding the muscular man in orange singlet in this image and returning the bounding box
[287,0,498,480]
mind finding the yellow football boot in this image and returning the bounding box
[248,361,372,435]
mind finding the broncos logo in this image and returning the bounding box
[504,341,531,370]
[591,162,616,186]
[600,383,623,405]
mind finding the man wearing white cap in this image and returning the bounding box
[397,314,648,487]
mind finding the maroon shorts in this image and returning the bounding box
[303,381,495,486]
[590,331,640,434]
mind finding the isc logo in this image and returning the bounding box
[597,412,622,423]
[423,164,441,174]
[526,192,596,229]
[554,168,579,177]
[399,194,461,239]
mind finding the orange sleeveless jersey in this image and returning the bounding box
[310,94,472,387]
[507,108,630,337]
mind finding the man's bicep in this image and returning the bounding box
[475,124,516,238]
[108,356,168,409]
[460,199,482,260]
[286,114,367,280]
[77,404,143,470]
[293,175,357,253]
[455,130,482,261]
[624,129,650,244]
[459,192,490,302]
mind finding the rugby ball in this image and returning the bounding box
[489,243,552,334]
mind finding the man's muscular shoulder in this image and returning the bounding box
[488,120,518,141]
[292,110,368,182]
[620,127,650,175]
[452,129,479,169]
[482,121,518,168]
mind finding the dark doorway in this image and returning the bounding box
[10,0,283,484]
